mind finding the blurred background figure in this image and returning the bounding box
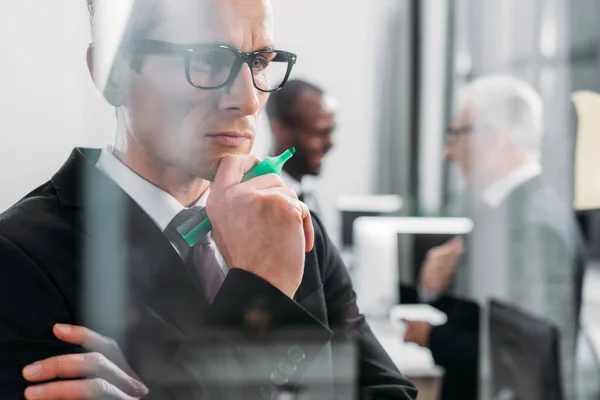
[405,76,583,400]
[266,79,337,213]
[3,1,600,399]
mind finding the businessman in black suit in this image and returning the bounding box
[266,79,337,213]
[0,1,417,399]
[404,76,583,400]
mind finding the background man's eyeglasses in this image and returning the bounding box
[445,125,474,144]
[124,39,297,93]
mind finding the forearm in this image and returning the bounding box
[206,268,332,334]
[158,269,333,398]
[428,324,478,374]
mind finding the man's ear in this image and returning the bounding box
[86,43,128,107]
[270,120,294,148]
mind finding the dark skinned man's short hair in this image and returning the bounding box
[266,79,324,127]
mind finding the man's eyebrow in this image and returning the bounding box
[254,46,275,52]
[201,43,275,52]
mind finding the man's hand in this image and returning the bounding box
[22,324,148,400]
[403,321,433,348]
[419,237,464,295]
[207,155,315,299]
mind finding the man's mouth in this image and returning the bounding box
[204,131,252,147]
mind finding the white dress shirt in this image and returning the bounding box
[95,146,228,274]
[419,161,543,303]
[280,170,320,213]
[280,170,304,197]
[482,161,542,208]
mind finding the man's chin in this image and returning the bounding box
[308,166,322,176]
[308,158,326,176]
[184,163,217,182]
[189,150,251,182]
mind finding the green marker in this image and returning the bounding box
[178,147,297,246]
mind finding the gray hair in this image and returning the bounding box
[461,75,545,161]
[86,0,163,43]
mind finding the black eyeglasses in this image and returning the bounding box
[445,125,474,143]
[123,39,297,93]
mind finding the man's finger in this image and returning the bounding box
[53,324,137,378]
[238,173,287,191]
[212,154,261,192]
[53,324,114,356]
[427,246,442,258]
[299,201,315,253]
[403,322,414,341]
[23,353,148,398]
[250,190,312,252]
[434,238,464,259]
[24,379,136,400]
[447,237,464,251]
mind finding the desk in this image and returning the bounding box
[368,319,444,400]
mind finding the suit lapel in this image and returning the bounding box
[124,199,211,332]
[51,148,210,336]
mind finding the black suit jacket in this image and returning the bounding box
[0,148,417,400]
[421,176,585,400]
[400,285,479,400]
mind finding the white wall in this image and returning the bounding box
[1,1,393,243]
[260,1,395,240]
[0,1,114,212]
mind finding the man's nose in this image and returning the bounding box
[444,144,454,162]
[219,65,260,117]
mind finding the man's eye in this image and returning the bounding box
[201,55,216,66]
[192,51,229,71]
[252,57,269,70]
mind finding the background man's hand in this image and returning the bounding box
[22,324,148,400]
[419,237,464,295]
[403,321,433,348]
[207,155,314,298]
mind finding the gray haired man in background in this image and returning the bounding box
[405,75,583,400]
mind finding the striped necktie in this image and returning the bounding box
[164,207,226,302]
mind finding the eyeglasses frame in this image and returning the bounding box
[122,38,297,93]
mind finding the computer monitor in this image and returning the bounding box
[336,195,402,248]
[395,218,474,284]
[352,217,473,318]
[489,299,563,400]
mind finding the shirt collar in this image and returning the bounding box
[95,146,209,231]
[482,161,542,208]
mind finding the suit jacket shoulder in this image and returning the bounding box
[504,177,577,242]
